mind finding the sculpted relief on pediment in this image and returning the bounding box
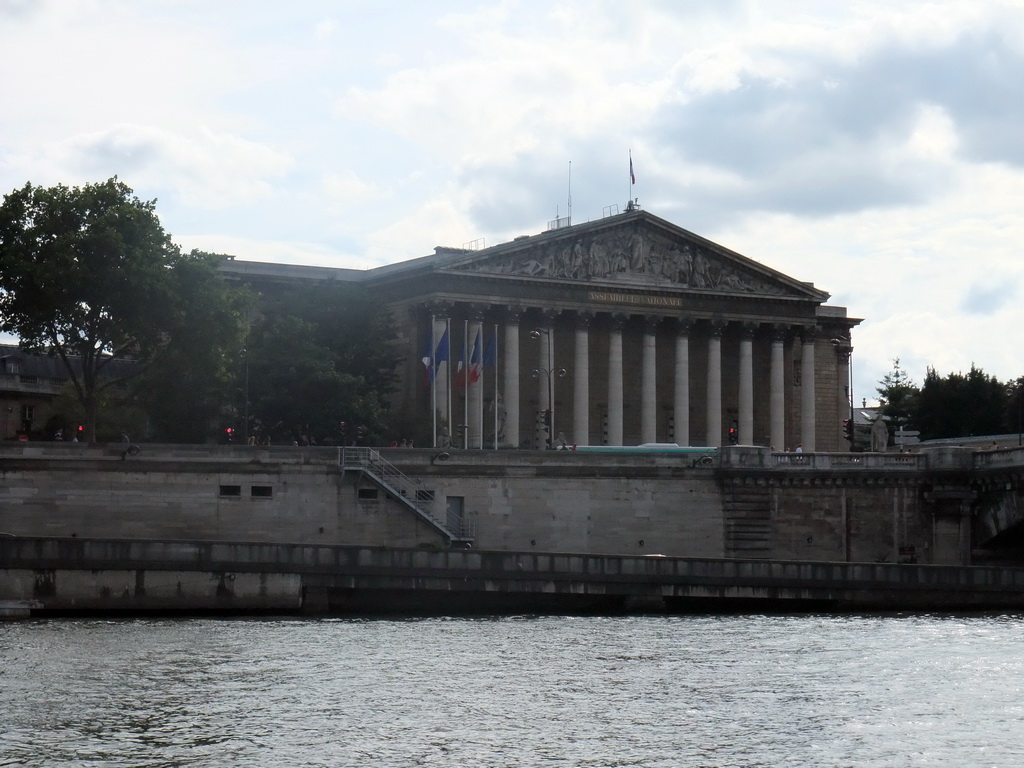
[458,228,789,296]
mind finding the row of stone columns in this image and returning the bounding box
[431,312,820,450]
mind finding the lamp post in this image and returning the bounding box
[242,347,249,443]
[529,327,566,448]
[831,338,854,449]
[1006,385,1022,447]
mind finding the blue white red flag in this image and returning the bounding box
[432,327,449,382]
[483,327,497,367]
[468,329,482,384]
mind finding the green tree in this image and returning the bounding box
[1006,376,1024,445]
[237,282,399,444]
[271,280,400,395]
[243,313,392,444]
[48,380,149,443]
[131,251,253,442]
[0,178,245,442]
[914,364,1007,440]
[876,358,918,430]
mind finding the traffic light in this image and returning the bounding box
[225,427,234,443]
[728,425,738,444]
[543,410,552,427]
[843,418,854,442]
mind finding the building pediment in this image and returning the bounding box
[439,212,828,302]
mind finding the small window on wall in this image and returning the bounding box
[358,487,379,500]
[219,485,242,497]
[251,485,273,498]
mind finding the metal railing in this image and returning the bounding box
[340,447,472,542]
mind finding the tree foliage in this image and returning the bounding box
[876,360,1021,441]
[131,251,253,442]
[235,281,400,444]
[876,358,917,429]
[914,364,1007,441]
[0,178,247,442]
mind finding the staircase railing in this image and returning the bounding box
[340,447,473,543]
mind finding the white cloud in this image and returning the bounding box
[322,170,387,210]
[5,0,1024,406]
[364,195,476,266]
[175,232,372,270]
[904,104,959,160]
[44,124,294,208]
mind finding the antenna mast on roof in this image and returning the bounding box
[567,161,572,227]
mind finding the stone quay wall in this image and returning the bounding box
[5,537,1024,616]
[3,442,1021,567]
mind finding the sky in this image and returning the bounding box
[3,0,1024,407]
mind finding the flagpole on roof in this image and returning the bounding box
[628,148,635,209]
[567,161,572,227]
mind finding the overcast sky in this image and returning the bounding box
[3,0,1024,407]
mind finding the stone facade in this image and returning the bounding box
[222,209,860,453]
[3,443,1016,567]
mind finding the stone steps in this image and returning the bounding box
[723,485,772,556]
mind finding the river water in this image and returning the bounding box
[1,614,1022,767]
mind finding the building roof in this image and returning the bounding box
[219,208,859,329]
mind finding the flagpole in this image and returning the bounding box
[493,323,499,450]
[430,314,437,448]
[446,317,452,448]
[628,148,633,208]
[463,319,469,450]
[475,327,483,450]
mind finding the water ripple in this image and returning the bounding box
[1,614,1022,766]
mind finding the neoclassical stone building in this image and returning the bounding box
[224,208,860,451]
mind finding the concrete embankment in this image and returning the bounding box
[3,536,1024,617]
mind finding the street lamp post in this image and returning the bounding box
[242,348,249,443]
[529,327,566,448]
[831,338,854,449]
[531,365,567,448]
[1006,385,1022,447]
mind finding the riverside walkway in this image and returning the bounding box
[3,536,1024,616]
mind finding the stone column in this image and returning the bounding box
[431,314,450,448]
[738,325,754,446]
[706,322,723,447]
[641,317,658,444]
[503,309,521,448]
[573,313,591,446]
[770,327,786,452]
[674,319,690,446]
[608,315,624,446]
[468,316,484,449]
[801,329,816,452]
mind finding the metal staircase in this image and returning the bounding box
[340,447,473,544]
